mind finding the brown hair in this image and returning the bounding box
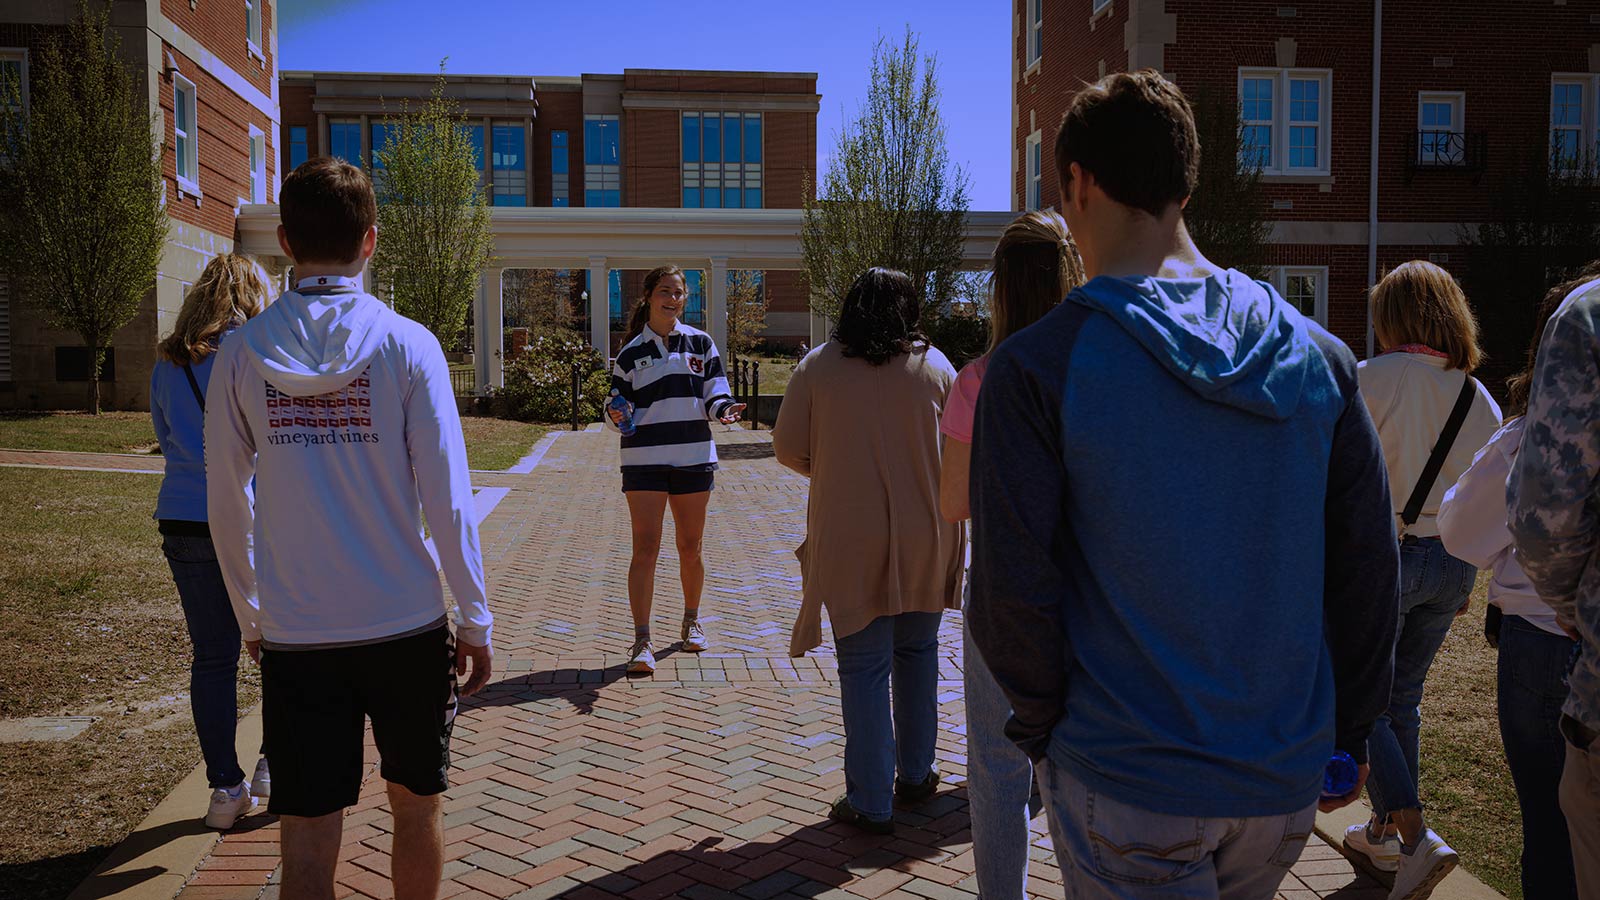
[279,157,376,265]
[625,265,688,341]
[1055,69,1199,218]
[1370,260,1484,372]
[1505,260,1600,417]
[156,254,272,366]
[834,268,925,366]
[988,210,1085,354]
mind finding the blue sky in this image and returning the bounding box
[279,0,1012,210]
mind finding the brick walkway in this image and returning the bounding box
[153,427,1386,900]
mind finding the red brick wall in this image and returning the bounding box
[624,108,680,208]
[763,110,815,208]
[279,81,315,164]
[624,72,816,95]
[531,88,581,207]
[161,0,274,99]
[161,43,277,236]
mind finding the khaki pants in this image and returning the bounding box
[1560,717,1600,899]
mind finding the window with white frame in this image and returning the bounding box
[1093,0,1111,11]
[245,0,262,52]
[1238,68,1331,175]
[1027,0,1043,66]
[247,126,266,204]
[173,74,198,194]
[1026,131,1042,210]
[1272,266,1328,324]
[584,114,621,207]
[1418,92,1465,165]
[0,48,28,116]
[1551,75,1599,172]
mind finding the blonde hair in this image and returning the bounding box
[988,210,1085,353]
[1370,260,1483,372]
[157,254,272,366]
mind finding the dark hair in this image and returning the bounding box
[625,265,687,341]
[989,210,1085,353]
[833,268,925,366]
[1506,260,1600,417]
[1055,69,1199,217]
[279,157,377,265]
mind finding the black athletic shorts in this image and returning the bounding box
[261,624,458,818]
[621,466,715,495]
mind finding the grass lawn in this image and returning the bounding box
[0,468,247,900]
[0,412,157,454]
[734,356,797,396]
[460,417,547,470]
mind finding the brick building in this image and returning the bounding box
[1012,0,1597,365]
[279,68,819,351]
[0,0,279,410]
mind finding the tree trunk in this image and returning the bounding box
[87,344,103,415]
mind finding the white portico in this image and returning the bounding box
[236,206,1013,394]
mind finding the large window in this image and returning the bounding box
[329,119,360,166]
[681,112,762,209]
[369,121,394,168]
[584,115,621,207]
[1272,266,1328,325]
[1028,0,1043,66]
[1551,76,1600,172]
[0,48,27,116]
[1417,92,1465,165]
[1026,131,1042,210]
[1238,68,1331,175]
[173,74,199,194]
[684,271,707,328]
[288,125,307,170]
[606,268,623,326]
[248,126,266,203]
[492,123,526,206]
[551,130,569,207]
[245,0,262,52]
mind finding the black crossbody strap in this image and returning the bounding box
[1401,374,1476,529]
[182,363,206,413]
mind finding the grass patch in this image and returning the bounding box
[0,469,257,900]
[460,418,547,471]
[733,356,797,396]
[0,412,157,455]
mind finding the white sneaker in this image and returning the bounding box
[249,757,270,798]
[681,621,708,653]
[1388,829,1458,900]
[1344,822,1401,873]
[628,639,656,675]
[204,781,256,830]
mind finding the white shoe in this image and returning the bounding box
[628,639,656,675]
[249,757,270,798]
[1344,822,1400,873]
[1388,829,1458,900]
[681,621,708,653]
[204,781,256,830]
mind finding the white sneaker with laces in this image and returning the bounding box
[681,621,708,653]
[1388,829,1458,900]
[628,639,656,674]
[204,781,256,830]
[249,757,270,798]
[1343,822,1400,873]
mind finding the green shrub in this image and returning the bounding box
[924,311,989,369]
[495,326,610,423]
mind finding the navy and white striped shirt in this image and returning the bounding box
[609,322,735,470]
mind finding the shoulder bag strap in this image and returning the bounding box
[1400,374,1477,529]
[182,363,206,413]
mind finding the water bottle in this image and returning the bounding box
[1322,750,1358,799]
[608,389,636,437]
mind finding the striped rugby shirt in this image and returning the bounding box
[609,322,735,470]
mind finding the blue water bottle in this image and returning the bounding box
[1322,750,1358,799]
[608,389,636,436]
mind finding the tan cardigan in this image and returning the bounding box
[773,341,967,657]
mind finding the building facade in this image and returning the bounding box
[0,0,279,410]
[1012,0,1596,369]
[279,68,819,352]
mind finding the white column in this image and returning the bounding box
[476,267,505,392]
[707,256,729,351]
[809,308,830,349]
[588,256,609,356]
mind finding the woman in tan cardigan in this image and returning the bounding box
[773,267,966,834]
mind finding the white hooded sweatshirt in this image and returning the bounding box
[205,286,491,649]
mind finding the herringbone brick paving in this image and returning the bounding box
[168,428,1385,900]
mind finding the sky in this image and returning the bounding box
[278,0,1012,210]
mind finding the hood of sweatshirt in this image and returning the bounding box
[240,291,394,397]
[1068,269,1321,421]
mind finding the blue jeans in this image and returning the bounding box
[1037,758,1315,899]
[834,611,942,820]
[964,617,1034,900]
[1366,536,1476,820]
[163,533,247,789]
[1497,614,1579,900]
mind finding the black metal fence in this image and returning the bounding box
[730,357,762,430]
[450,367,476,397]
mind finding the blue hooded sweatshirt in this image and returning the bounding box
[968,270,1398,817]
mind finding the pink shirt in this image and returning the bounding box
[939,356,989,444]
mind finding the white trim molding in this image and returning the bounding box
[1025,130,1043,210]
[1238,67,1333,177]
[148,12,279,127]
[1271,265,1329,325]
[173,72,200,199]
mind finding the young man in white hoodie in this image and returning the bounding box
[206,157,492,900]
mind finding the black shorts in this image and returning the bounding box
[261,625,457,818]
[621,467,715,495]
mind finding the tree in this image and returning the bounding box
[724,270,767,358]
[801,29,970,323]
[1184,87,1272,279]
[503,268,578,331]
[370,67,494,351]
[0,2,167,414]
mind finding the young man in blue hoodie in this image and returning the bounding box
[206,157,492,900]
[968,71,1399,899]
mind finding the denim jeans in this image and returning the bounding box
[1497,615,1579,899]
[834,611,942,820]
[1366,535,1476,819]
[1036,757,1315,899]
[163,533,247,789]
[964,616,1035,900]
